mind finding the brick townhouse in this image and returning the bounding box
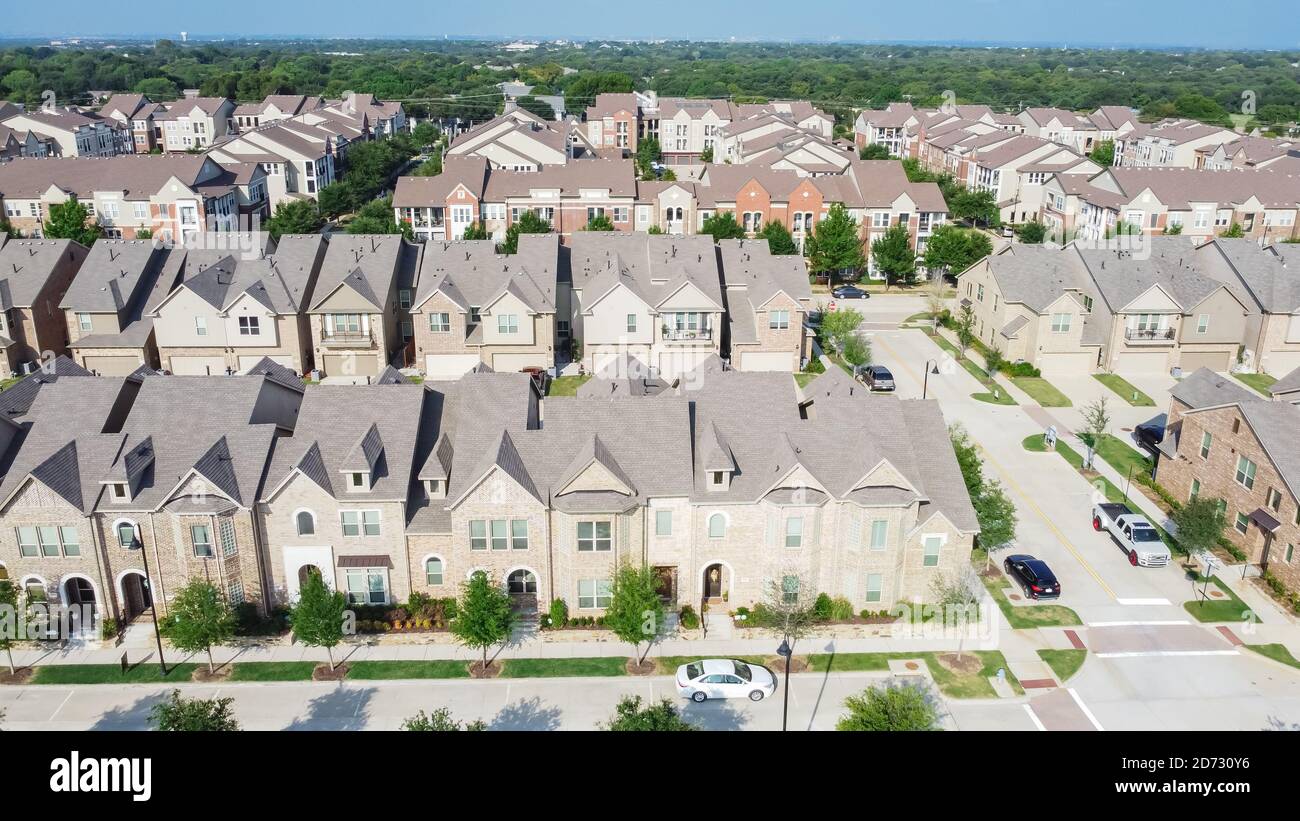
[0,238,89,376]
[61,239,174,375]
[717,239,813,372]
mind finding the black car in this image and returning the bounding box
[1002,554,1061,600]
[831,285,869,300]
[1133,419,1166,455]
[858,364,895,391]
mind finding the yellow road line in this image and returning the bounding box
[873,331,1117,601]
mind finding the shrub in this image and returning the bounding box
[386,607,409,623]
[549,598,569,629]
[733,606,751,621]
[100,618,119,641]
[813,593,834,622]
[829,596,855,621]
[407,591,432,613]
[678,604,700,630]
[1004,361,1041,378]
[983,349,1007,374]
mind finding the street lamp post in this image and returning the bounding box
[922,359,941,399]
[776,638,792,731]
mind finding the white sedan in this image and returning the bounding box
[675,659,777,703]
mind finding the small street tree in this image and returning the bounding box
[837,681,940,731]
[461,221,489,240]
[603,695,696,731]
[973,477,1018,568]
[924,274,947,330]
[163,579,236,674]
[954,303,976,356]
[1172,495,1227,559]
[499,210,551,253]
[1014,220,1047,244]
[43,200,101,246]
[265,199,324,240]
[760,219,797,255]
[923,224,992,278]
[806,203,865,284]
[402,708,486,731]
[584,213,615,231]
[150,690,240,731]
[291,572,347,672]
[1079,396,1112,470]
[819,307,863,357]
[871,222,916,288]
[0,580,18,674]
[929,565,984,659]
[700,212,746,242]
[842,334,872,369]
[451,570,516,672]
[605,561,665,666]
[753,572,817,652]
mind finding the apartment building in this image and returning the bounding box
[736,101,834,139]
[61,239,176,375]
[206,121,338,205]
[853,103,923,157]
[445,109,574,170]
[0,154,267,241]
[152,233,327,375]
[98,94,164,154]
[1115,119,1239,169]
[725,127,853,176]
[0,122,57,160]
[567,232,725,380]
[585,93,640,153]
[654,98,737,166]
[1193,238,1300,376]
[0,238,90,376]
[957,239,1249,378]
[1154,368,1300,595]
[0,108,123,158]
[1197,136,1299,171]
[232,95,327,131]
[154,96,235,153]
[717,239,812,372]
[409,234,560,378]
[307,233,421,378]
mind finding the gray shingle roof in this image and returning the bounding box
[0,239,87,309]
[60,239,166,313]
[718,239,812,345]
[309,234,416,313]
[1170,367,1260,409]
[1198,238,1300,314]
[172,233,325,315]
[413,234,559,316]
[1269,366,1300,398]
[569,233,724,312]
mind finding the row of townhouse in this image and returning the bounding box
[1039,161,1300,245]
[956,236,1300,381]
[1115,119,1240,168]
[443,107,600,171]
[0,106,123,158]
[1152,366,1300,596]
[0,154,270,242]
[0,359,978,630]
[392,157,948,276]
[1196,135,1300,171]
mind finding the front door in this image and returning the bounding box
[704,564,723,599]
[654,567,677,604]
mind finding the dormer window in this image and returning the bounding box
[350,472,368,491]
[426,479,445,499]
[110,483,128,501]
[709,471,731,492]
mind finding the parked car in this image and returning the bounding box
[1092,503,1171,567]
[832,285,869,300]
[676,659,776,703]
[520,366,550,394]
[856,364,895,391]
[1002,554,1061,600]
[1133,418,1166,455]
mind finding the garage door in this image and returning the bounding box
[1262,350,1300,378]
[82,355,144,376]
[1178,350,1231,373]
[169,355,227,375]
[238,354,294,373]
[424,354,481,380]
[322,353,380,378]
[1036,351,1094,379]
[492,352,547,373]
[740,351,796,372]
[1113,351,1169,375]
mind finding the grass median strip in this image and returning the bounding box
[1232,372,1277,396]
[347,660,471,680]
[501,657,628,678]
[1245,643,1300,670]
[1011,376,1072,407]
[228,662,318,682]
[1037,649,1087,682]
[930,333,1017,405]
[808,650,1023,698]
[981,573,1083,627]
[31,663,199,685]
[1183,574,1259,624]
[1092,373,1155,406]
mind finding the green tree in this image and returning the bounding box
[950,188,1000,227]
[584,213,615,231]
[346,196,412,238]
[660,169,677,182]
[603,696,696,731]
[1221,222,1245,238]
[1079,396,1112,471]
[871,222,917,287]
[0,218,19,239]
[837,682,939,731]
[842,334,872,369]
[43,200,100,246]
[499,210,552,253]
[924,224,992,278]
[414,155,443,176]
[954,303,976,356]
[461,221,489,241]
[150,690,240,731]
[1014,221,1047,244]
[316,181,354,219]
[402,708,486,731]
[699,146,714,164]
[1172,495,1227,558]
[1089,139,1115,167]
[161,580,235,674]
[859,143,892,160]
[635,136,662,178]
[135,228,152,240]
[411,121,439,147]
[290,571,347,672]
[820,308,863,357]
[451,570,516,672]
[0,580,17,674]
[265,199,323,240]
[700,212,746,242]
[806,203,865,283]
[760,220,797,255]
[604,562,665,666]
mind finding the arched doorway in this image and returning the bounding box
[703,563,727,604]
[506,568,538,614]
[62,576,98,637]
[117,571,152,622]
[298,564,322,588]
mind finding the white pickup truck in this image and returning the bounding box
[1092,503,1172,567]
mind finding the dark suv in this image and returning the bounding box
[1003,554,1061,600]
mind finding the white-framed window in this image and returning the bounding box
[191,524,213,558]
[578,578,613,609]
[497,314,519,334]
[195,316,208,336]
[511,519,528,550]
[707,512,727,538]
[238,316,259,335]
[341,510,380,537]
[1051,313,1071,333]
[577,520,612,552]
[626,314,637,333]
[613,206,629,222]
[469,520,488,550]
[865,573,883,603]
[295,510,315,536]
[769,310,790,330]
[781,575,799,604]
[428,313,450,332]
[16,526,80,558]
[425,556,444,585]
[785,516,804,548]
[1190,479,1200,499]
[1236,455,1257,490]
[399,289,412,309]
[1200,431,1212,459]
[77,313,92,332]
[922,535,943,567]
[1234,512,1249,535]
[345,568,387,605]
[114,519,139,549]
[1196,314,1209,334]
[655,509,672,536]
[869,519,888,550]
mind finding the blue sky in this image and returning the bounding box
[4,0,1299,49]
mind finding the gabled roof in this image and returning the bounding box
[0,239,87,310]
[309,234,417,313]
[413,234,559,316]
[569,233,724,313]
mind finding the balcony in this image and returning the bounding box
[1124,327,1176,344]
[661,328,713,343]
[321,331,374,348]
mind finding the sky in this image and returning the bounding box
[3,0,1300,50]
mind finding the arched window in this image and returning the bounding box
[708,513,727,539]
[114,520,139,549]
[425,557,444,585]
[295,510,316,536]
[507,569,537,594]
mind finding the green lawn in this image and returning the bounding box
[794,372,818,388]
[1038,649,1087,682]
[1080,433,1152,485]
[347,660,471,680]
[972,389,1017,405]
[31,663,199,685]
[1245,643,1300,670]
[981,574,1083,628]
[228,662,318,682]
[1011,376,1072,407]
[930,333,1017,404]
[0,376,21,392]
[653,655,772,675]
[1183,574,1260,624]
[1233,372,1277,396]
[547,375,591,396]
[1092,373,1155,406]
[807,651,1022,698]
[501,657,628,678]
